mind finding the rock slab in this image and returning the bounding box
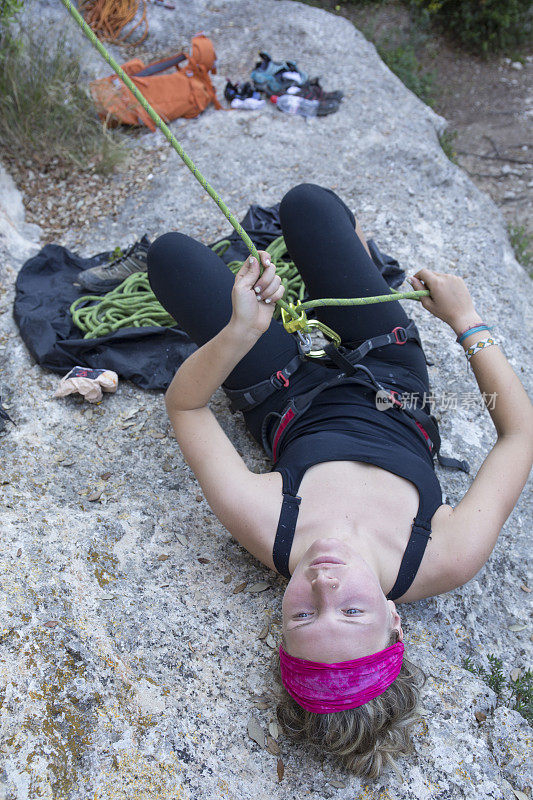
[0,1,531,799]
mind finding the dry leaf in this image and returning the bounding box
[60,461,75,467]
[510,668,521,682]
[160,583,170,588]
[176,534,188,547]
[266,736,280,756]
[87,490,102,502]
[43,621,59,628]
[157,554,170,562]
[265,633,277,649]
[162,461,174,473]
[233,582,247,594]
[123,408,141,420]
[188,641,195,652]
[247,717,265,748]
[258,624,270,640]
[198,557,210,564]
[248,581,270,593]
[223,574,232,584]
[276,759,284,782]
[268,721,279,740]
[16,548,22,558]
[100,472,112,480]
[329,780,347,789]
[474,711,486,723]
[520,584,531,593]
[150,431,165,439]
[254,701,270,710]
[509,623,527,632]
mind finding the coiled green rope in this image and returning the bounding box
[71,272,176,338]
[71,237,306,338]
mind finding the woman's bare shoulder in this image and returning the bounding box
[392,504,460,603]
[224,470,285,571]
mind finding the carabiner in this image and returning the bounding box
[303,318,342,359]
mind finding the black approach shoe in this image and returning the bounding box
[76,235,151,293]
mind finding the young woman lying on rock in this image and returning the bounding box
[147,184,533,777]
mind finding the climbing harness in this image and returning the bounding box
[225,319,469,473]
[60,0,429,350]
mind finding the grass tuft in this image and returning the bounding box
[463,655,533,725]
[508,223,533,274]
[0,25,126,174]
[376,37,436,107]
[438,129,458,163]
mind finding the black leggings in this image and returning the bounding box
[147,184,429,434]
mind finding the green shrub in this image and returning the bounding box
[0,0,23,53]
[376,37,436,106]
[0,24,126,173]
[410,0,533,54]
[439,129,458,162]
[508,223,533,273]
[463,655,533,724]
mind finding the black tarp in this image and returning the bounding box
[13,204,404,390]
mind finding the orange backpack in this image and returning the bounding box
[90,34,222,130]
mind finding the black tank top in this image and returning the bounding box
[270,369,444,601]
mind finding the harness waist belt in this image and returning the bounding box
[223,320,422,413]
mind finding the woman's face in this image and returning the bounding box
[282,538,402,662]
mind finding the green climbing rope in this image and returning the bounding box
[61,0,430,347]
[71,272,176,338]
[72,236,304,338]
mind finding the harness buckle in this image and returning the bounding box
[389,389,403,408]
[392,326,407,345]
[271,370,290,389]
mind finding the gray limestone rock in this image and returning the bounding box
[0,1,531,798]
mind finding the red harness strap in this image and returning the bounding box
[272,408,295,461]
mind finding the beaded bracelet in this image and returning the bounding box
[456,324,493,345]
[465,337,496,361]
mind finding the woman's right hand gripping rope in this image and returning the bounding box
[230,251,285,337]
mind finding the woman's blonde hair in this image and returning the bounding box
[275,634,425,778]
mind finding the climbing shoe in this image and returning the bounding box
[251,51,308,96]
[298,77,344,103]
[76,235,151,293]
[224,79,255,102]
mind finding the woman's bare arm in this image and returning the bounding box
[165,252,282,412]
[409,269,533,586]
[164,252,285,562]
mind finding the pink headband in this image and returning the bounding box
[279,642,404,714]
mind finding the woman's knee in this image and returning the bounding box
[280,183,355,229]
[147,232,189,284]
[279,183,326,220]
